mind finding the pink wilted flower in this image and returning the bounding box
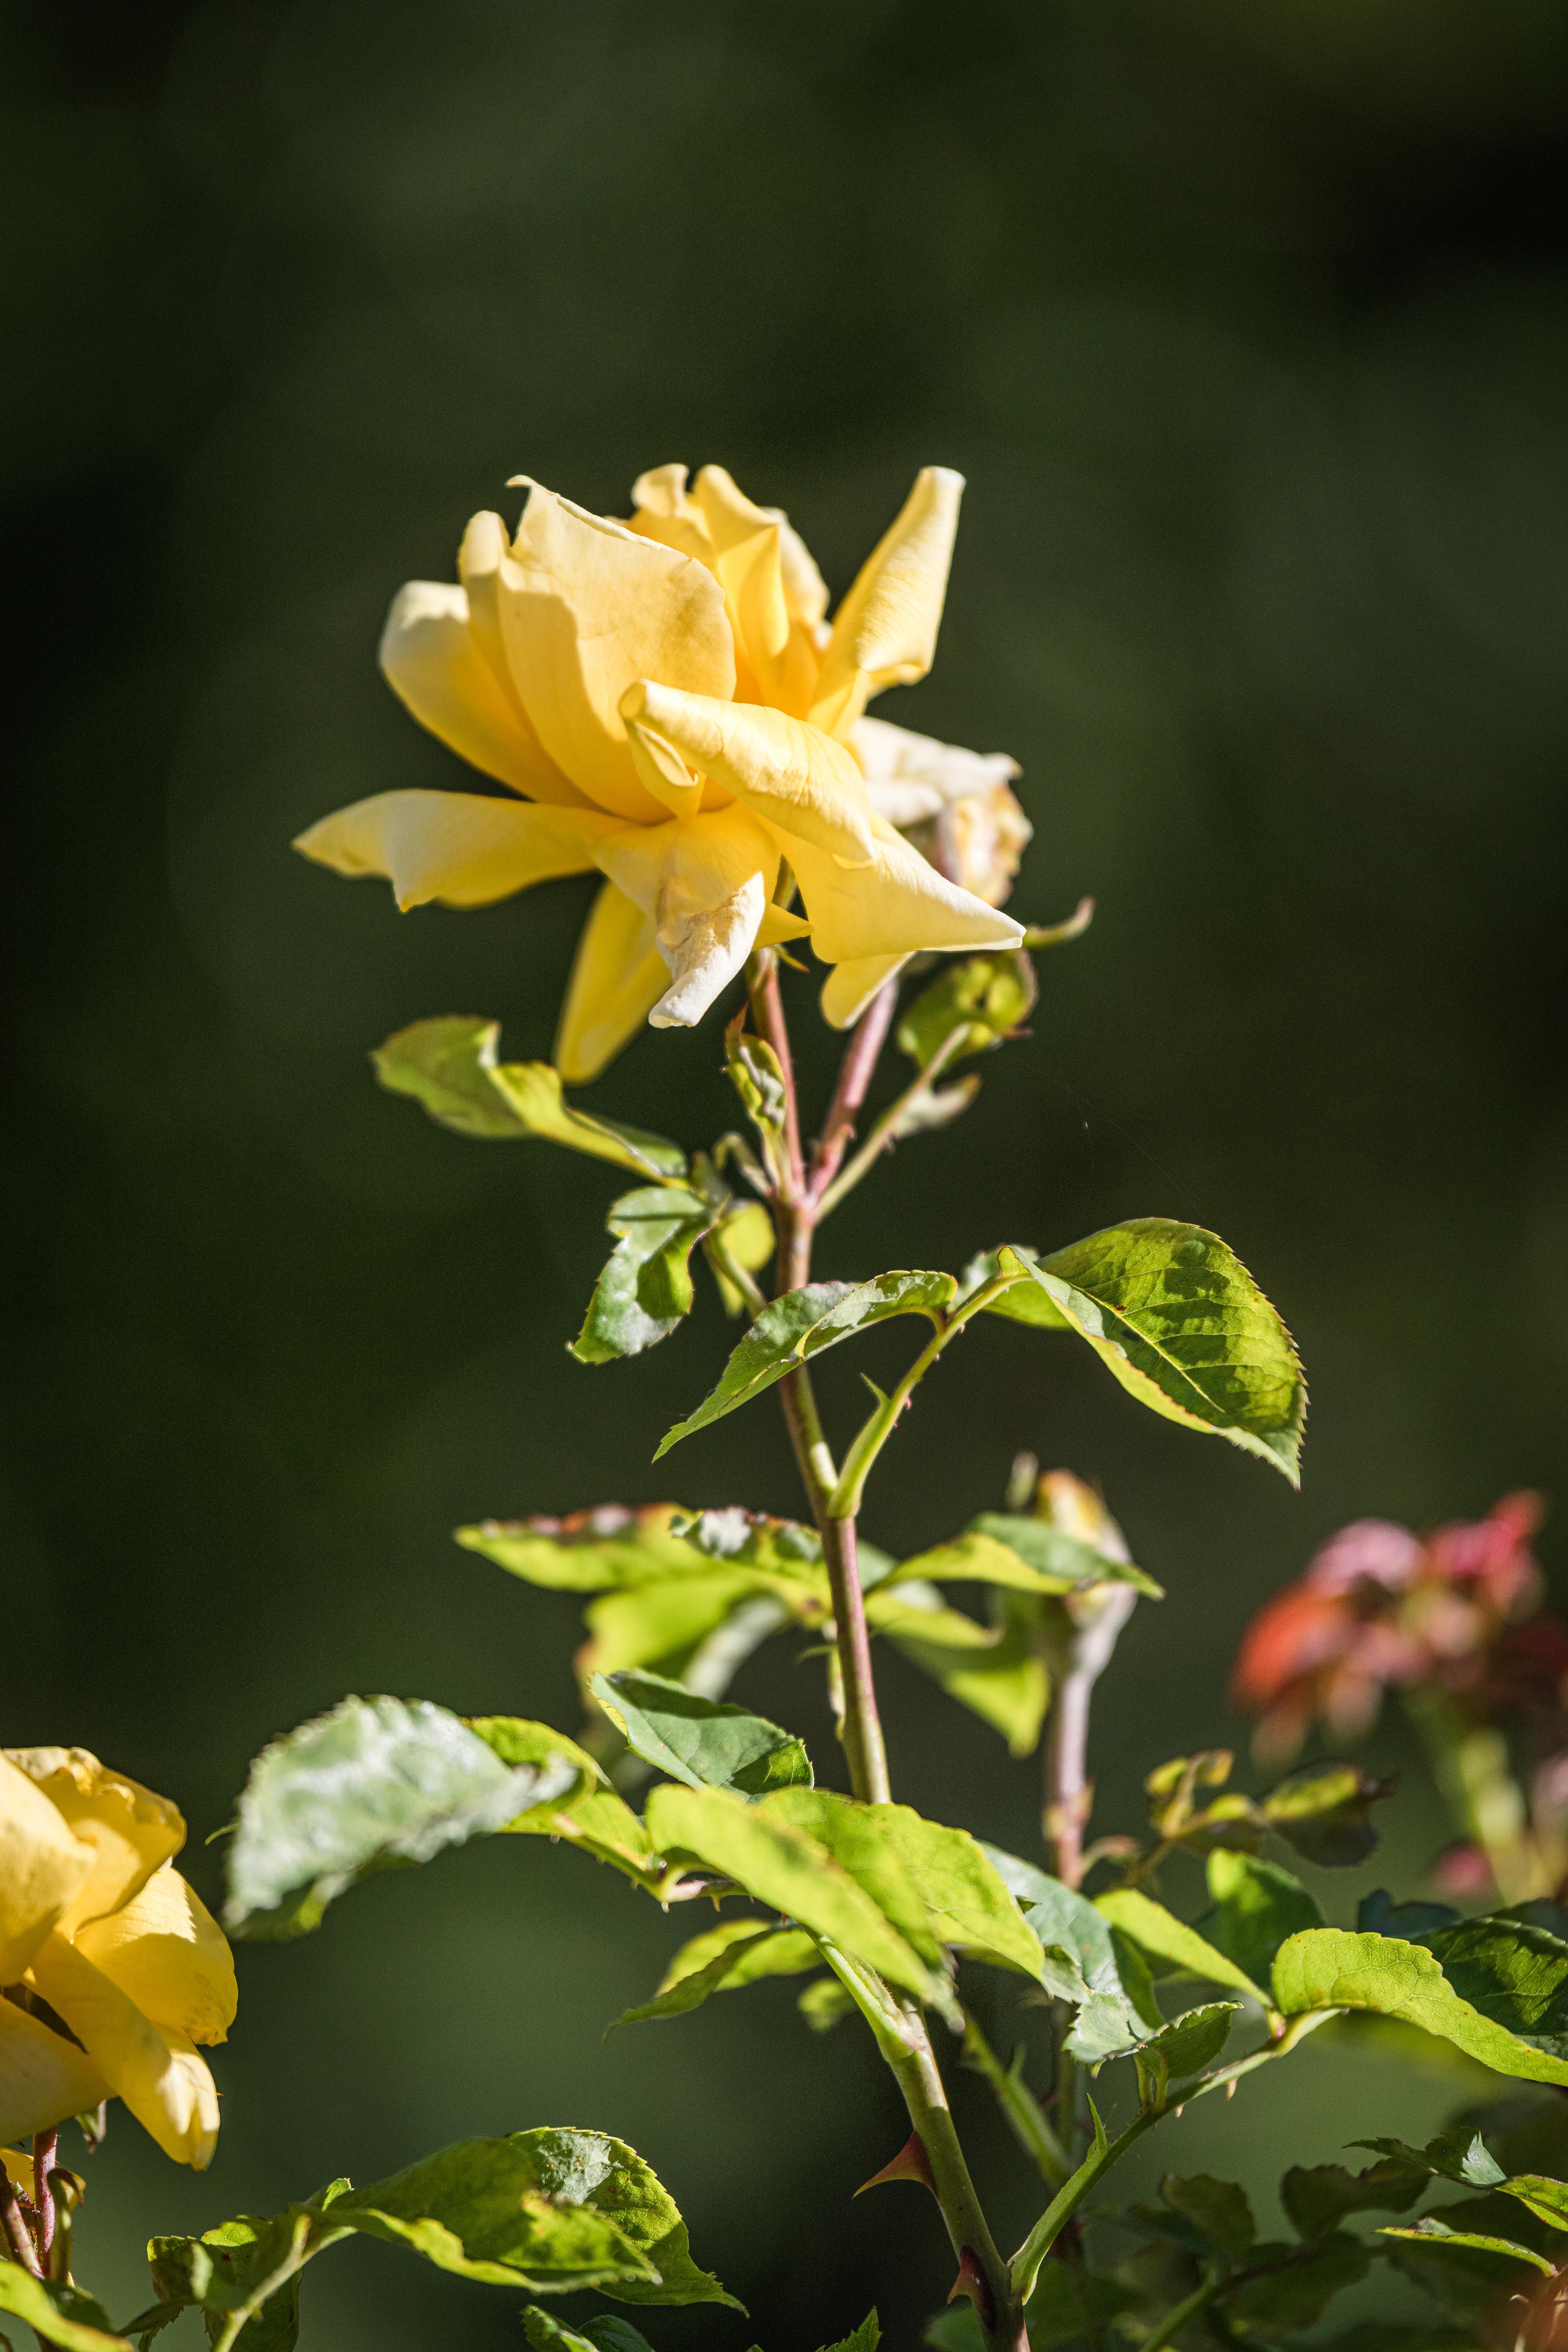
[1232,1493,1553,1765]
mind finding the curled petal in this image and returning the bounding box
[498,484,734,820]
[379,574,583,805]
[74,1865,237,2049]
[0,1756,93,1983]
[0,1990,108,2144]
[788,812,1021,974]
[621,683,874,869]
[694,466,818,716]
[28,1932,220,2168]
[293,791,621,910]
[4,1748,183,1940]
[595,805,798,1032]
[811,467,964,738]
[851,714,1020,827]
[627,463,716,566]
[555,881,670,1086]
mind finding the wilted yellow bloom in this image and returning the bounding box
[295,462,1026,1082]
[0,1749,235,2169]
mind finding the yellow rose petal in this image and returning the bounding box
[694,466,817,717]
[554,881,670,1086]
[819,952,912,1029]
[74,1865,236,2049]
[379,568,586,807]
[0,1991,108,2146]
[626,463,715,566]
[498,484,735,821]
[293,791,621,909]
[0,1756,93,1984]
[28,1933,220,2169]
[4,1750,183,1939]
[620,684,875,870]
[811,466,964,739]
[787,812,1022,968]
[594,804,780,1030]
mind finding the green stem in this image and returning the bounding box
[829,1270,1020,1519]
[1142,2271,1223,2352]
[893,2025,1028,2352]
[962,2010,1070,2187]
[1011,2106,1162,2300]
[210,2214,314,2352]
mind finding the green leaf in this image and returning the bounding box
[1281,2158,1424,2241]
[1023,2262,1138,2349]
[1272,1929,1568,2083]
[0,2270,130,2351]
[1096,1887,1270,2004]
[921,2311,983,2352]
[1357,1890,1459,1940]
[1382,2190,1558,2317]
[1135,2002,1241,2089]
[1423,1916,1568,2058]
[373,1020,685,1174]
[761,1792,1044,1979]
[464,1717,658,1885]
[1352,2129,1507,2188]
[751,1788,941,1964]
[1501,2174,1568,2232]
[464,1716,596,1815]
[610,1919,820,2028]
[590,1670,811,1798]
[817,2314,879,2352]
[1378,2217,1555,2275]
[572,1188,717,1363]
[643,1782,939,2001]
[896,952,1037,1069]
[980,1850,1113,2007]
[340,2131,739,2306]
[876,1591,1050,1756]
[705,1200,775,1316]
[656,1272,958,1456]
[1159,2174,1254,2260]
[1203,1852,1324,1990]
[455,1504,717,1592]
[1263,1765,1392,1867]
[581,1577,773,1685]
[522,2310,658,2352]
[146,2207,324,2349]
[224,1697,577,1937]
[799,1977,856,2032]
[982,1224,1306,1483]
[1224,2231,1371,2330]
[893,1518,1161,1600]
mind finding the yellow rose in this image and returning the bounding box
[295,462,1025,1081]
[1,1750,236,2169]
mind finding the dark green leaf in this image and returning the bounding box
[1135,2002,1241,2085]
[1262,1765,1392,1867]
[980,1224,1306,1483]
[1352,2129,1507,2188]
[895,952,1037,1069]
[1273,1930,1568,2083]
[1378,2217,1554,2275]
[224,1697,576,1936]
[522,2311,656,2352]
[609,1919,819,2029]
[761,1792,1043,1978]
[1310,2328,1482,2351]
[0,2269,129,2351]
[1423,1916,1568,2058]
[1281,2158,1423,2241]
[590,1670,811,1798]
[1159,2174,1255,2260]
[981,1849,1106,2003]
[642,1783,939,2000]
[1024,2262,1138,2348]
[815,2312,879,2352]
[1382,2190,1558,2317]
[1500,2174,1568,2232]
[656,1272,958,1455]
[373,1020,685,1174]
[1356,1891,1458,1940]
[1224,2232,1371,2331]
[921,2312,983,2352]
[572,1189,717,1363]
[1203,1851,1323,1990]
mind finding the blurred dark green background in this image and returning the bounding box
[5,1,1568,2342]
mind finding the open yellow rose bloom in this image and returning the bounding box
[295,462,1026,1081]
[1,1749,235,2169]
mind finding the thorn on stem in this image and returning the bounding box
[855,2130,936,2199]
[949,2247,997,2332]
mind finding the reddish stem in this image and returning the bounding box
[32,2130,57,2266]
[810,983,898,1204]
[746,951,805,1201]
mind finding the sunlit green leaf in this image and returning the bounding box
[895,952,1036,1069]
[572,1188,717,1363]
[656,1272,958,1456]
[981,1226,1305,1482]
[1096,1887,1269,2004]
[373,1020,685,1175]
[873,1590,1049,1756]
[1382,2190,1558,2318]
[580,1576,775,1687]
[816,2312,879,2352]
[1422,1916,1568,2059]
[1273,1930,1568,2083]
[590,1670,812,1797]
[889,1520,1160,1600]
[643,1783,940,2001]
[705,1200,775,1316]
[1378,2218,1554,2275]
[456,1504,716,1592]
[1263,1765,1392,1867]
[1502,2174,1568,2232]
[761,1791,1044,1979]
[798,1977,856,2032]
[1352,2129,1507,2189]
[609,1918,820,2030]
[1159,2174,1254,2260]
[0,2269,130,2351]
[464,1716,596,1818]
[224,1697,577,1937]
[1203,1851,1323,1990]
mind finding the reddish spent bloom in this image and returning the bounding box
[1232,1493,1551,1765]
